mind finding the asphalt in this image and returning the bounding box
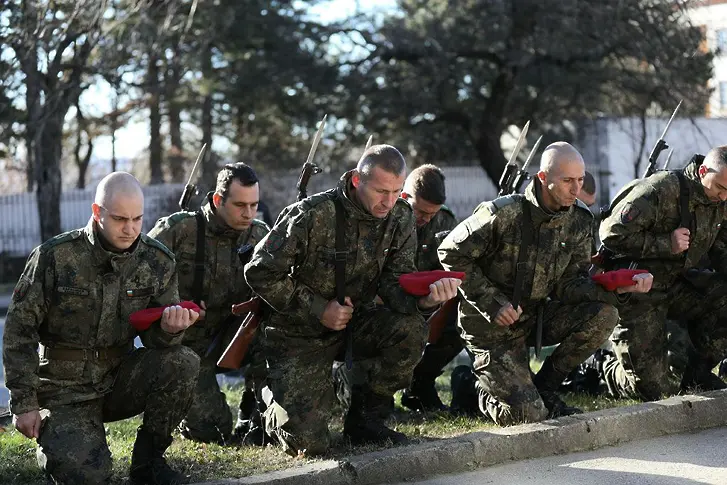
[192,390,727,485]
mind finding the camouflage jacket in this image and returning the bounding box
[439,180,618,328]
[148,195,269,355]
[414,205,458,271]
[245,171,420,337]
[2,221,181,415]
[600,160,727,289]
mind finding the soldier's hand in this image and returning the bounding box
[493,303,523,326]
[418,278,462,309]
[321,297,354,331]
[160,305,200,334]
[616,272,654,294]
[14,410,41,440]
[670,227,690,254]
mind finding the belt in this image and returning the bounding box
[39,343,133,361]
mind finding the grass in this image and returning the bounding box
[0,359,648,484]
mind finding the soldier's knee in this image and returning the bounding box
[595,303,619,326]
[156,345,201,384]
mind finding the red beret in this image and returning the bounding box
[591,269,649,292]
[399,270,466,296]
[129,301,201,331]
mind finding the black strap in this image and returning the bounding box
[193,211,207,304]
[512,200,533,309]
[673,170,693,230]
[333,197,352,369]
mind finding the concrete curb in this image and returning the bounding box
[192,390,727,485]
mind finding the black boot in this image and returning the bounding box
[129,427,188,485]
[449,365,481,416]
[719,359,727,379]
[401,375,446,412]
[680,353,727,393]
[559,349,612,396]
[344,391,407,447]
[534,358,583,418]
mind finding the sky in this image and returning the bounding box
[89,0,397,162]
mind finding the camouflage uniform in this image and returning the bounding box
[599,162,727,400]
[2,220,200,484]
[439,181,620,426]
[244,171,427,456]
[404,205,461,409]
[149,195,269,443]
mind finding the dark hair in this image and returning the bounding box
[705,145,727,169]
[405,164,446,204]
[582,170,596,196]
[356,144,407,181]
[216,162,259,202]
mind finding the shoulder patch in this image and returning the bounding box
[40,229,83,252]
[140,234,175,260]
[12,277,31,303]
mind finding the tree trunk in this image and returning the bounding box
[165,47,185,182]
[111,82,119,172]
[75,104,93,189]
[25,55,39,193]
[35,112,64,242]
[473,123,508,186]
[148,51,164,184]
[201,43,214,185]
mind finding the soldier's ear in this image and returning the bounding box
[91,203,102,222]
[699,165,708,178]
[401,191,410,200]
[212,192,223,208]
[352,172,361,188]
[536,171,547,184]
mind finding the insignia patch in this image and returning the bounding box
[264,231,285,253]
[12,278,30,302]
[620,204,641,224]
[125,287,154,298]
[57,286,90,297]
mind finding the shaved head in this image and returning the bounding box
[539,142,585,174]
[92,172,144,251]
[536,142,586,211]
[94,171,144,207]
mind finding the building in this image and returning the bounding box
[688,0,727,117]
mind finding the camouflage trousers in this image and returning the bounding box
[464,300,617,426]
[603,276,727,401]
[259,305,426,456]
[179,358,234,443]
[37,346,199,484]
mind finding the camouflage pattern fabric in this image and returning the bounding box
[149,195,269,442]
[245,171,426,455]
[2,220,199,482]
[438,180,620,425]
[599,162,727,400]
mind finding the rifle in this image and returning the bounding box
[179,143,207,210]
[296,114,327,201]
[592,100,682,270]
[642,101,682,178]
[218,115,329,369]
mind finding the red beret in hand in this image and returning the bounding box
[129,301,201,331]
[399,270,466,296]
[591,269,649,292]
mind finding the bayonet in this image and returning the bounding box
[498,121,530,196]
[178,143,207,210]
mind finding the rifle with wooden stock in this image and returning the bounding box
[216,115,328,370]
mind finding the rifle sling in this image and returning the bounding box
[673,170,692,230]
[333,197,352,369]
[512,200,533,309]
[193,211,207,304]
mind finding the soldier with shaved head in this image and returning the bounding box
[439,142,653,426]
[3,172,200,484]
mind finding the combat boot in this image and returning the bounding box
[449,365,481,416]
[534,358,583,418]
[680,353,727,393]
[720,359,727,379]
[344,391,407,446]
[559,348,611,396]
[401,375,447,412]
[130,427,188,485]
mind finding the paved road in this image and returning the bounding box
[394,427,727,485]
